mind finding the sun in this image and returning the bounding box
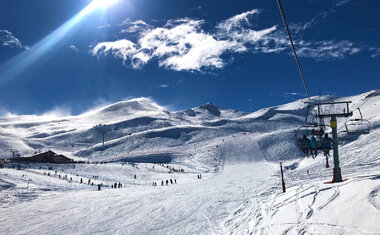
[91,0,119,8]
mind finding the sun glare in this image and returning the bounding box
[91,0,119,8]
[0,0,120,84]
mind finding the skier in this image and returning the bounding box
[114,182,117,188]
[321,133,332,155]
[161,181,164,186]
[88,179,91,185]
[174,179,177,184]
[318,128,325,140]
[310,136,318,158]
[170,179,173,184]
[166,180,169,186]
[298,135,310,156]
[80,178,83,183]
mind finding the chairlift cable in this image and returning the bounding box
[275,0,312,104]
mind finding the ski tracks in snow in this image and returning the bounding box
[222,182,344,235]
[368,185,380,210]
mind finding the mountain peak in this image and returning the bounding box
[198,103,221,116]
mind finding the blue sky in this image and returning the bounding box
[0,0,379,115]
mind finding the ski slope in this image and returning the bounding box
[0,90,379,234]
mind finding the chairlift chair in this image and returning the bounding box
[342,108,370,135]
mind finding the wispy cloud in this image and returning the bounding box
[270,92,305,98]
[335,0,352,7]
[189,6,202,11]
[120,19,152,34]
[291,0,354,33]
[70,45,80,52]
[0,30,23,49]
[284,92,304,96]
[369,47,380,58]
[158,84,169,88]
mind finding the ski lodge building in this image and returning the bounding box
[12,150,74,164]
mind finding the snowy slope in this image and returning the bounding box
[0,90,379,234]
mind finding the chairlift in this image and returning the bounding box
[342,108,370,135]
[295,124,330,151]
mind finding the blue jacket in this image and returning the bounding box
[322,137,332,149]
[310,136,317,149]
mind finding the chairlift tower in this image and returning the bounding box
[315,101,353,183]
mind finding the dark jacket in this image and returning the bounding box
[299,137,310,149]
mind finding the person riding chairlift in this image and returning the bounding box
[310,136,318,158]
[298,135,310,157]
[321,133,332,156]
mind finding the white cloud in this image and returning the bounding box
[70,45,80,52]
[335,0,352,7]
[0,30,23,49]
[284,92,303,96]
[369,47,380,58]
[189,6,202,11]
[92,39,144,68]
[120,19,152,34]
[295,40,358,60]
[158,84,169,88]
[91,9,367,72]
[92,12,275,72]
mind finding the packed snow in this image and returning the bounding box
[0,90,379,234]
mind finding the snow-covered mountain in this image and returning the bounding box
[0,90,379,234]
[0,90,379,166]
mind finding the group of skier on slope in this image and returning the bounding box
[298,128,333,158]
[152,178,177,186]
